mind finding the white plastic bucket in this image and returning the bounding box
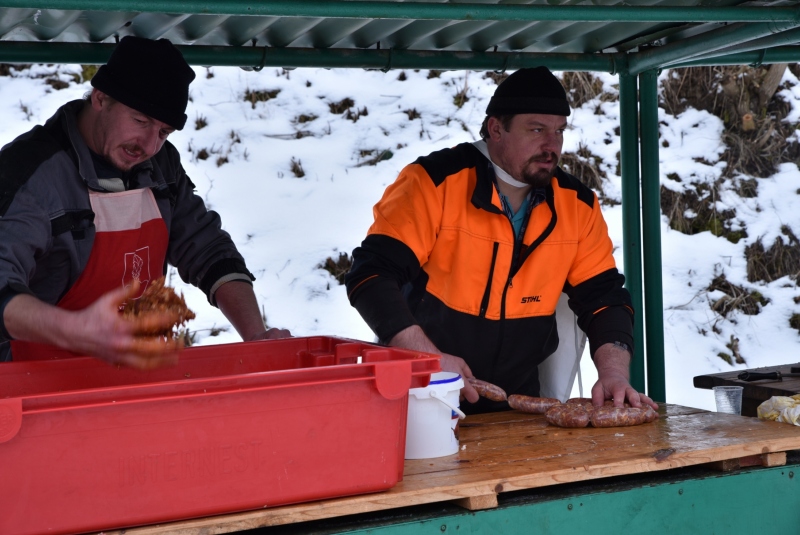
[405,371,465,459]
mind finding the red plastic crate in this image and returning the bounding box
[0,336,440,535]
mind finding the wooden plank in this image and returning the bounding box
[454,493,498,510]
[104,404,800,535]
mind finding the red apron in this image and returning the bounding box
[11,188,169,361]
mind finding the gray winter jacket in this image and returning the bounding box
[0,99,254,360]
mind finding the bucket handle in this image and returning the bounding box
[429,389,466,419]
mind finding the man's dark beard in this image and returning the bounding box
[522,153,558,188]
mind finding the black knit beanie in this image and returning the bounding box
[91,36,196,130]
[486,67,571,117]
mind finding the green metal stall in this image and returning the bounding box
[2,2,800,533]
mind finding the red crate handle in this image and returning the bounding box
[0,398,22,444]
[374,360,413,400]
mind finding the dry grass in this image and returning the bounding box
[244,88,280,109]
[290,157,305,178]
[561,71,614,110]
[329,98,355,114]
[790,313,800,333]
[660,65,797,178]
[559,144,610,201]
[745,225,800,283]
[707,274,769,317]
[318,253,353,285]
[659,182,745,243]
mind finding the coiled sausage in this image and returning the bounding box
[590,406,648,427]
[545,404,591,428]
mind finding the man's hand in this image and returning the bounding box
[389,325,479,403]
[592,342,658,410]
[249,327,292,341]
[214,280,292,341]
[5,283,181,370]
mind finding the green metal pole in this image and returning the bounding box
[0,2,798,22]
[618,72,645,394]
[638,69,666,403]
[627,21,800,75]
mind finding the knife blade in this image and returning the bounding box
[737,371,800,382]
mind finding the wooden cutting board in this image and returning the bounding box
[107,404,800,534]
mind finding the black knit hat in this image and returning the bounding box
[91,36,196,130]
[486,67,570,117]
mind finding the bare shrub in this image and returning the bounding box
[745,225,800,282]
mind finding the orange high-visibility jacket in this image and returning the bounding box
[346,143,633,413]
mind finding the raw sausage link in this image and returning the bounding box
[508,395,561,414]
[467,378,507,402]
[566,397,595,411]
[590,406,648,428]
[545,404,590,428]
[643,405,659,423]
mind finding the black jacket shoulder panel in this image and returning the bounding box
[412,143,481,187]
[554,167,595,209]
[0,122,66,217]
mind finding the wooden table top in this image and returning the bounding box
[106,404,800,535]
[694,362,800,416]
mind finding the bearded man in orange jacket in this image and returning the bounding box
[346,67,657,414]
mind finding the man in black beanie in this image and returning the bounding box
[0,36,289,367]
[346,67,656,414]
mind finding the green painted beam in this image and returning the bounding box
[627,21,800,74]
[663,26,800,66]
[618,72,645,394]
[638,70,666,404]
[0,41,619,72]
[670,46,800,67]
[324,465,800,534]
[1,2,800,23]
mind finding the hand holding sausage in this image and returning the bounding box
[593,342,659,410]
[389,325,478,403]
[467,378,507,402]
[4,283,182,370]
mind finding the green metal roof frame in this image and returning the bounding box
[0,2,798,73]
[3,2,800,402]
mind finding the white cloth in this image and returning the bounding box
[538,293,588,402]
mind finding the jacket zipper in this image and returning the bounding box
[479,242,499,318]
